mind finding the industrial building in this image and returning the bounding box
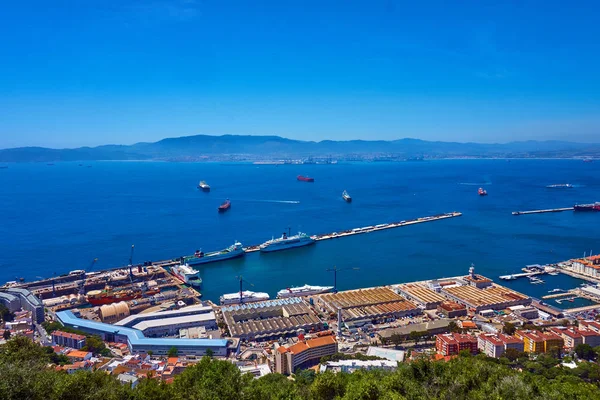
[4,288,44,323]
[379,319,451,339]
[275,335,338,374]
[319,359,398,373]
[0,292,20,313]
[55,310,233,356]
[221,297,322,341]
[442,284,531,312]
[437,301,467,318]
[99,302,131,323]
[395,284,446,309]
[315,287,420,322]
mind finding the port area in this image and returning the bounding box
[243,211,462,253]
[512,207,573,215]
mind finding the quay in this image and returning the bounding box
[512,207,573,215]
[244,211,462,253]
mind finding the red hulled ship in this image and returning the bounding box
[478,188,488,196]
[297,175,314,182]
[218,199,231,212]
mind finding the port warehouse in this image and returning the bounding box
[221,297,323,341]
[56,310,235,356]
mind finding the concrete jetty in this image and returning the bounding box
[243,212,462,253]
[512,207,573,215]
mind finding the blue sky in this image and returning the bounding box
[1,0,599,148]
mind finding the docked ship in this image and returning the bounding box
[276,284,334,298]
[574,202,600,211]
[170,264,202,287]
[342,190,352,202]
[259,230,315,253]
[183,242,245,266]
[546,183,573,188]
[297,175,315,182]
[198,181,211,191]
[218,199,231,212]
[220,290,270,305]
[86,284,160,306]
[478,188,488,196]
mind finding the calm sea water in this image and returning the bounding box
[0,160,599,303]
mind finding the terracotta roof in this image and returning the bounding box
[52,330,86,341]
[67,350,91,359]
[438,301,466,311]
[281,335,337,355]
[459,321,477,329]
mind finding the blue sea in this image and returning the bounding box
[1,160,599,304]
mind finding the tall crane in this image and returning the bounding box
[128,245,135,282]
[326,266,359,293]
[235,275,254,304]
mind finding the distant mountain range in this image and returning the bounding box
[1,134,599,162]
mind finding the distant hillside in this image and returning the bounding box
[1,134,599,162]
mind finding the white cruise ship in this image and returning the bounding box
[220,290,270,305]
[259,231,315,253]
[170,264,202,288]
[277,284,334,298]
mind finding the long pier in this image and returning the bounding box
[243,212,463,253]
[512,207,573,215]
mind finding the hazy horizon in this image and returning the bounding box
[2,1,600,148]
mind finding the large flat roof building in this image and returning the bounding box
[395,284,446,309]
[442,284,531,312]
[4,288,44,323]
[221,297,322,341]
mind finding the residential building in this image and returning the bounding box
[435,333,478,356]
[5,288,44,323]
[516,330,564,354]
[238,363,272,378]
[0,292,20,313]
[477,333,524,358]
[571,256,600,278]
[549,327,583,350]
[275,335,338,375]
[52,330,87,350]
[66,350,93,362]
[117,373,140,388]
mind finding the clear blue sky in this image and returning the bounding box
[1,0,600,148]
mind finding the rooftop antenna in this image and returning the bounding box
[326,266,359,293]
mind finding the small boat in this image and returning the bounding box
[548,289,563,293]
[478,188,487,196]
[297,175,314,182]
[512,212,521,215]
[198,181,211,192]
[584,159,594,163]
[218,199,231,212]
[342,190,352,202]
[546,183,573,188]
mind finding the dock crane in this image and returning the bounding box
[78,258,98,295]
[128,245,135,282]
[326,266,359,293]
[235,275,254,304]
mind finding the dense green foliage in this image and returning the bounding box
[2,337,600,399]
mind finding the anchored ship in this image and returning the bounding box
[546,183,573,188]
[342,190,352,202]
[297,175,315,182]
[86,284,160,306]
[170,264,202,287]
[260,230,315,253]
[218,199,231,212]
[277,284,334,298]
[198,181,211,191]
[183,242,244,266]
[220,290,270,305]
[478,188,488,196]
[574,202,600,211]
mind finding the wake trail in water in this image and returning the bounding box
[237,199,300,204]
[458,182,492,186]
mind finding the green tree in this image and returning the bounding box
[503,322,516,335]
[3,330,10,341]
[0,304,14,322]
[575,343,596,361]
[310,371,346,400]
[389,334,403,348]
[448,321,461,333]
[408,331,421,345]
[167,347,178,357]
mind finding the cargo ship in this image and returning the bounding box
[342,190,352,202]
[183,242,244,266]
[297,175,314,182]
[546,183,573,188]
[218,199,231,212]
[220,290,270,305]
[574,202,600,211]
[478,188,488,196]
[170,264,202,287]
[86,284,160,306]
[276,284,334,298]
[259,230,315,253]
[198,181,211,191]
